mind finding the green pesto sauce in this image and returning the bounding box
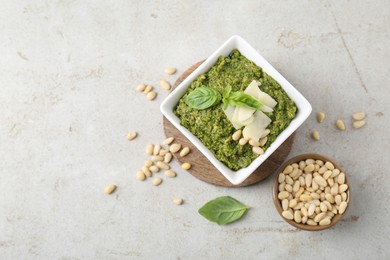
[174,49,297,171]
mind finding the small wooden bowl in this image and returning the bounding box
[273,153,351,231]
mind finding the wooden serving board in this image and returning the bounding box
[163,61,295,187]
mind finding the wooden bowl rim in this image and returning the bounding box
[272,153,351,231]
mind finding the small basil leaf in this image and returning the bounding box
[222,85,232,110]
[227,91,262,109]
[185,86,222,110]
[198,196,249,225]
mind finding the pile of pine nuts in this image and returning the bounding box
[232,129,270,155]
[277,158,349,226]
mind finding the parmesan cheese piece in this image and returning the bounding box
[258,92,277,108]
[222,105,243,129]
[242,111,272,141]
[245,80,276,112]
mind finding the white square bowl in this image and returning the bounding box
[160,35,312,185]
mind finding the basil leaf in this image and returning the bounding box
[227,91,262,109]
[198,196,249,225]
[185,86,222,110]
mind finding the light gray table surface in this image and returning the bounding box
[1,0,389,259]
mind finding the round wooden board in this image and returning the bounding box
[163,61,296,187]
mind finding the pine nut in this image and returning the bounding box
[232,130,242,141]
[316,160,324,166]
[316,112,325,123]
[339,184,348,193]
[293,181,300,192]
[159,80,171,90]
[325,161,334,170]
[294,211,302,223]
[152,177,162,186]
[278,191,290,200]
[146,144,154,155]
[331,183,339,196]
[149,165,160,173]
[320,202,327,212]
[151,156,164,162]
[146,91,157,100]
[352,112,365,121]
[259,137,268,147]
[142,166,152,177]
[282,210,294,220]
[308,204,316,217]
[136,171,146,181]
[353,120,366,128]
[153,145,161,155]
[180,147,190,157]
[323,170,332,180]
[159,149,167,156]
[336,119,346,131]
[164,153,173,163]
[314,212,326,222]
[283,165,293,174]
[173,198,183,205]
[335,195,342,205]
[137,84,146,92]
[249,139,260,147]
[165,170,176,178]
[289,199,297,208]
[145,160,153,167]
[325,193,335,204]
[104,184,117,194]
[319,218,331,226]
[181,162,191,170]
[278,173,285,183]
[339,201,348,214]
[143,85,153,94]
[312,131,320,140]
[300,194,312,202]
[314,175,327,187]
[163,137,175,145]
[260,129,270,138]
[304,164,315,173]
[164,67,177,75]
[285,175,293,185]
[252,147,264,155]
[156,161,170,170]
[239,138,248,146]
[282,199,289,211]
[305,174,312,187]
[170,143,182,153]
[127,131,137,140]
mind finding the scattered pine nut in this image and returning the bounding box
[104,184,117,195]
[259,137,268,147]
[127,131,137,141]
[152,177,162,186]
[146,91,157,100]
[353,120,366,129]
[136,171,146,181]
[173,198,183,205]
[352,112,365,121]
[153,145,161,156]
[142,166,152,177]
[180,147,190,157]
[165,170,176,178]
[163,137,175,145]
[181,163,191,170]
[164,67,177,75]
[156,161,170,170]
[144,160,153,167]
[170,143,182,153]
[146,144,154,155]
[316,112,325,123]
[137,84,146,92]
[164,153,173,163]
[143,85,153,94]
[149,165,160,173]
[151,155,163,162]
[336,119,346,131]
[312,131,320,141]
[159,80,171,90]
[249,139,260,147]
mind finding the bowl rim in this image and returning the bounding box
[160,35,312,185]
[272,153,351,231]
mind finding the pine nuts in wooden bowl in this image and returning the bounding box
[273,154,351,231]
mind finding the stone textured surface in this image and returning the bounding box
[0,0,389,259]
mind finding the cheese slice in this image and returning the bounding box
[223,105,243,129]
[242,111,272,141]
[244,80,276,113]
[236,106,256,123]
[258,92,277,108]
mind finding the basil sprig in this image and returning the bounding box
[186,85,263,110]
[198,196,249,225]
